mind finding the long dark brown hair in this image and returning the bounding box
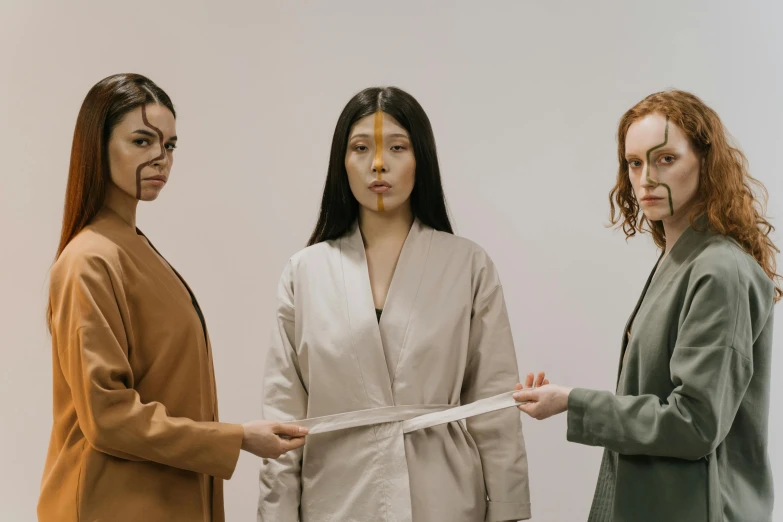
[610,89,781,301]
[308,87,453,245]
[48,74,175,329]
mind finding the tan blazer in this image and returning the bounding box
[39,208,244,522]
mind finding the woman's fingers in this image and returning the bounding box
[273,423,308,437]
[517,401,534,415]
[279,436,307,453]
[513,387,537,403]
[515,372,549,398]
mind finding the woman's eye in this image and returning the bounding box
[661,155,675,164]
[391,145,406,152]
[134,139,149,146]
[629,160,642,168]
[165,143,177,151]
[355,145,368,152]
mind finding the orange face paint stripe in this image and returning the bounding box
[136,104,166,200]
[373,110,385,212]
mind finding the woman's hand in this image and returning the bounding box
[513,372,572,420]
[241,420,308,459]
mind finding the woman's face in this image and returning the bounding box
[107,103,177,201]
[345,111,415,215]
[625,112,700,223]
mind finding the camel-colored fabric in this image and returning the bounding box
[39,208,244,522]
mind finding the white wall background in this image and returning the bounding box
[1,1,781,520]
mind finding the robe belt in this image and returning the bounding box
[291,391,522,435]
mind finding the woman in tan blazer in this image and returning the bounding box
[38,73,307,522]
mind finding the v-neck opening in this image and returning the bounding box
[617,218,710,382]
[135,228,209,346]
[94,208,210,351]
[622,254,662,344]
[340,219,432,397]
[361,225,413,315]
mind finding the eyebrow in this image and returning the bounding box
[131,129,177,141]
[349,132,410,140]
[625,146,677,158]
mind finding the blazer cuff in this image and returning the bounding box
[214,422,245,480]
[566,387,593,445]
[486,500,531,521]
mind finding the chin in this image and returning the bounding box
[140,191,163,202]
[640,208,668,222]
[376,202,404,214]
[360,202,384,213]
[359,194,410,215]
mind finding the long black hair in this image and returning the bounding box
[307,87,453,245]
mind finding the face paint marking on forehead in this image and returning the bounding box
[135,104,167,200]
[644,116,674,216]
[373,110,385,212]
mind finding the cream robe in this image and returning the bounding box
[39,208,244,522]
[259,220,531,522]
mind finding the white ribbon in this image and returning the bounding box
[402,391,521,433]
[291,391,522,435]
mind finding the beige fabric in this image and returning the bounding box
[39,208,244,522]
[259,220,531,522]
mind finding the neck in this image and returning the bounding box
[103,183,139,229]
[358,203,414,248]
[661,206,693,257]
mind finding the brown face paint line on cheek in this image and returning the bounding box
[135,104,167,200]
[644,117,674,216]
[373,110,385,212]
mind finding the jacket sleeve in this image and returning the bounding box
[461,255,531,522]
[258,261,307,521]
[51,252,244,479]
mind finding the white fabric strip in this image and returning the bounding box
[290,391,521,436]
[402,391,520,433]
[291,404,454,435]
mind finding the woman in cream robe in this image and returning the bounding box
[39,74,306,522]
[259,87,531,522]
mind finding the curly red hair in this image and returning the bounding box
[610,90,781,301]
